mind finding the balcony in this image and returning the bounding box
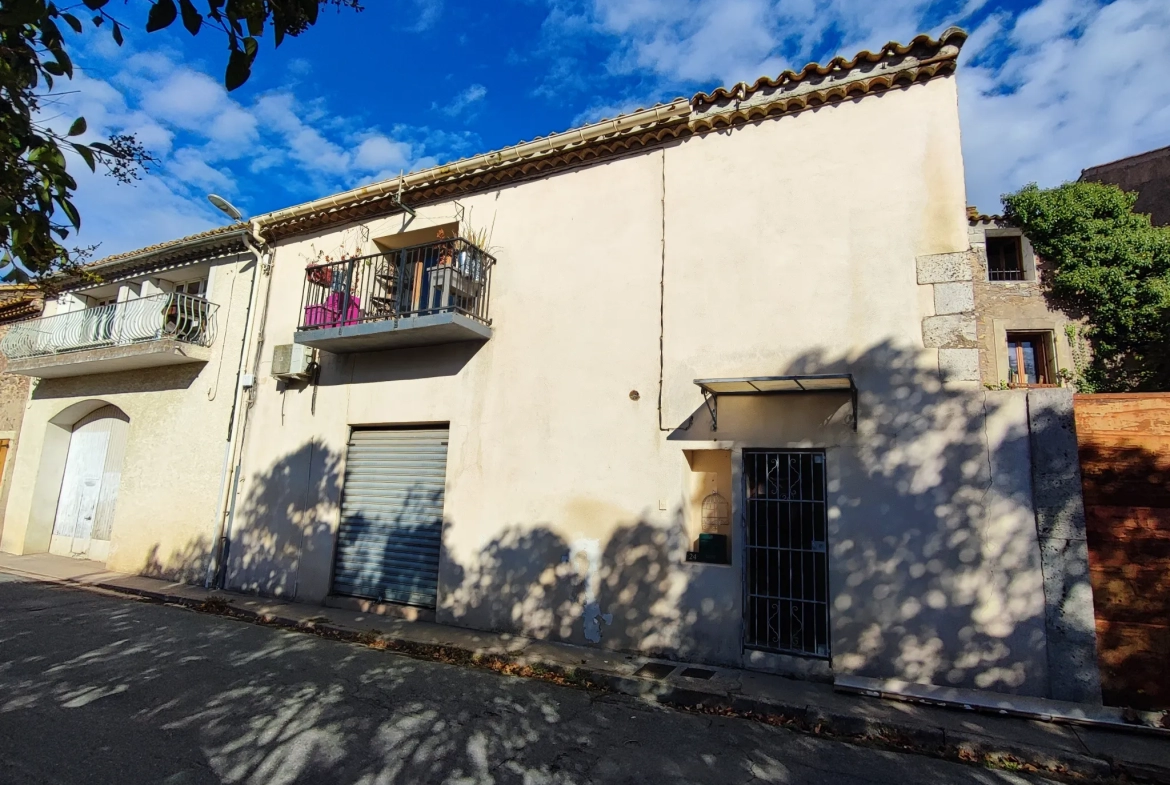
[1,293,218,378]
[293,238,495,353]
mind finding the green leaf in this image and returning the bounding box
[67,117,87,137]
[53,47,74,78]
[246,13,264,37]
[112,21,123,44]
[178,0,202,34]
[62,13,84,33]
[74,144,97,172]
[93,14,103,26]
[60,199,81,230]
[243,36,258,57]
[83,0,109,8]
[43,61,65,76]
[224,48,252,91]
[89,142,117,155]
[146,0,177,32]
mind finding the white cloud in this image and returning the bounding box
[37,35,448,258]
[541,0,1170,214]
[960,0,1170,211]
[438,84,488,118]
[354,136,413,171]
[410,0,445,32]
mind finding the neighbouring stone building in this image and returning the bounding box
[1081,144,1170,226]
[967,208,1079,389]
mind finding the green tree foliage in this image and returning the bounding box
[1,0,361,288]
[1003,181,1170,392]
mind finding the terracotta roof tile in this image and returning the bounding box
[85,223,248,271]
[690,28,967,107]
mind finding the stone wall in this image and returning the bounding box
[916,250,979,381]
[968,218,1077,387]
[1081,144,1170,227]
[1026,388,1102,704]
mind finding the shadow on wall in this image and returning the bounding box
[437,340,1063,696]
[141,440,342,596]
[29,363,205,400]
[1077,435,1170,710]
[139,340,1085,697]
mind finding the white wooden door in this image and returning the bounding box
[50,406,129,561]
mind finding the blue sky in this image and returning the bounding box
[49,0,1170,258]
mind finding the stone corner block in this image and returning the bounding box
[938,348,980,382]
[933,282,975,315]
[916,251,973,284]
[922,314,977,348]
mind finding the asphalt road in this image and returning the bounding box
[0,573,1060,785]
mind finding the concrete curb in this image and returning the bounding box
[6,568,1168,784]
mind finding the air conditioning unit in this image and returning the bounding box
[272,344,315,380]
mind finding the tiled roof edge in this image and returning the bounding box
[53,224,250,291]
[690,27,966,106]
[85,223,248,272]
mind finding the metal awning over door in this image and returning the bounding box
[331,427,448,607]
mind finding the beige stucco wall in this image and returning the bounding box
[969,220,1077,386]
[0,319,38,541]
[0,252,255,582]
[223,76,1053,695]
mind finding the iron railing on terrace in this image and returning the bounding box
[0,292,218,361]
[988,267,1025,282]
[299,238,495,332]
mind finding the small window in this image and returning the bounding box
[175,279,208,297]
[987,236,1024,281]
[1006,331,1056,386]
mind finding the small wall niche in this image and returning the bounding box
[683,449,732,565]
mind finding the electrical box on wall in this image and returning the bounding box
[272,344,314,380]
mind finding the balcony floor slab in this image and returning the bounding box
[4,339,212,378]
[293,311,492,353]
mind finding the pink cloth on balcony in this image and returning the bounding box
[304,292,362,328]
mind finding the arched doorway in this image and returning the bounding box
[48,404,130,561]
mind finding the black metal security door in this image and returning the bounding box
[743,450,830,658]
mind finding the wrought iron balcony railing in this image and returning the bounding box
[0,292,218,361]
[298,238,495,332]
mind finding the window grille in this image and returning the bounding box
[987,236,1025,281]
[743,450,830,658]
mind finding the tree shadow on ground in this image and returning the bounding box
[0,575,1057,785]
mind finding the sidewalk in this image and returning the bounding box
[2,551,1167,783]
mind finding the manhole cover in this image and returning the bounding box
[679,667,716,680]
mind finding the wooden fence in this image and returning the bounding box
[1074,393,1170,710]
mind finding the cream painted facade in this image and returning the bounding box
[0,239,256,582]
[216,68,1069,697]
[0,29,1103,701]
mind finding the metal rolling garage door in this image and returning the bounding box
[331,427,448,607]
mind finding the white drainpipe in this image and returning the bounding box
[205,221,274,589]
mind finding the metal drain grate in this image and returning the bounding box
[634,662,677,680]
